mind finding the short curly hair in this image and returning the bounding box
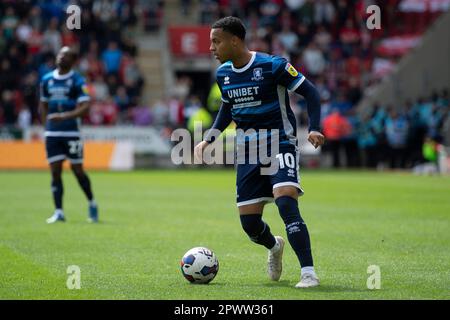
[212,16,246,41]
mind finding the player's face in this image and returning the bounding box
[56,47,74,70]
[210,28,234,63]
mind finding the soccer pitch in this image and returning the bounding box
[0,170,449,300]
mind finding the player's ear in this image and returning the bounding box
[231,35,239,48]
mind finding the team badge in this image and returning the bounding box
[251,68,264,81]
[285,63,299,77]
[81,84,89,95]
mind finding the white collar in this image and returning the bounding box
[231,51,256,73]
[53,69,74,80]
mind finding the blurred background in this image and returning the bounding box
[0,0,449,172]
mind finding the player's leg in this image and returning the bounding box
[46,160,65,223]
[65,137,98,222]
[271,147,319,287]
[238,202,276,249]
[273,186,319,288]
[71,163,98,222]
[239,203,285,281]
[237,164,284,281]
[45,137,66,223]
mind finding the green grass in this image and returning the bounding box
[0,169,449,299]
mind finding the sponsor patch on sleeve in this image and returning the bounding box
[81,84,89,95]
[285,63,299,77]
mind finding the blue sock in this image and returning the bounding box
[51,179,63,210]
[240,214,276,249]
[275,196,313,267]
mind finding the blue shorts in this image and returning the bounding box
[45,136,83,164]
[236,144,304,207]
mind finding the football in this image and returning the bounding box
[180,247,219,284]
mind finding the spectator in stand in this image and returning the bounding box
[16,18,33,43]
[314,0,335,27]
[385,108,409,169]
[346,76,362,106]
[297,0,315,26]
[278,24,299,55]
[371,104,389,168]
[207,82,222,119]
[314,25,332,52]
[199,0,219,25]
[1,90,17,126]
[168,96,185,128]
[79,52,104,80]
[339,18,361,56]
[102,41,123,75]
[152,99,170,127]
[91,75,109,102]
[1,6,19,40]
[331,91,352,114]
[102,97,119,125]
[358,113,379,168]
[114,86,131,119]
[132,104,152,126]
[342,109,361,167]
[17,105,32,130]
[302,42,326,78]
[42,17,62,55]
[37,54,56,81]
[21,71,39,121]
[442,108,450,147]
[322,109,352,168]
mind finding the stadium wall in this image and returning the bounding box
[0,141,133,170]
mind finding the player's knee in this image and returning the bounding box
[239,214,265,242]
[273,186,298,199]
[275,196,303,224]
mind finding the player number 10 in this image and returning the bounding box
[275,153,295,169]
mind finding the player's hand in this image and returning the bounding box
[194,140,209,163]
[47,113,68,122]
[308,131,325,149]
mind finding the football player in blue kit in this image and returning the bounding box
[194,17,325,288]
[39,46,98,224]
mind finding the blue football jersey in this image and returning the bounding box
[216,51,305,148]
[40,70,90,137]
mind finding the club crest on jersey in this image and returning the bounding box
[81,84,89,95]
[251,68,264,81]
[285,63,298,77]
[224,76,230,85]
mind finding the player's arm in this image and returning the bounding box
[293,79,325,149]
[272,57,325,148]
[194,102,232,162]
[39,101,48,125]
[39,81,49,125]
[47,101,90,121]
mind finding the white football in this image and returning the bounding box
[180,247,219,284]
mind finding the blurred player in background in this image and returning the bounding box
[195,17,325,288]
[39,46,99,224]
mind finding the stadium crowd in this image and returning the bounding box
[1,0,449,169]
[0,0,164,130]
